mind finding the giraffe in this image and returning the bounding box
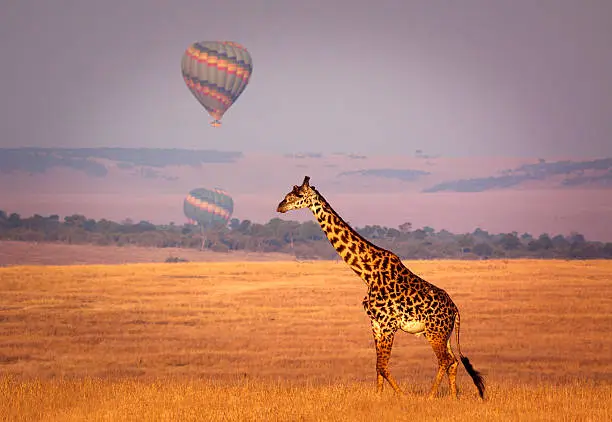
[276,176,485,399]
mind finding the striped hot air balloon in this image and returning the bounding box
[181,41,253,127]
[183,187,234,228]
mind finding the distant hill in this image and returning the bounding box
[0,147,243,177]
[424,158,612,192]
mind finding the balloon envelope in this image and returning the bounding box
[184,187,234,227]
[181,41,253,127]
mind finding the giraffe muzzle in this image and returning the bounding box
[276,201,288,213]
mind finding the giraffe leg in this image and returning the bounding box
[371,320,403,394]
[427,334,456,399]
[446,338,459,399]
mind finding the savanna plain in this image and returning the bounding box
[1,258,611,421]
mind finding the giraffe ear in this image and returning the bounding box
[302,176,310,187]
[292,185,299,193]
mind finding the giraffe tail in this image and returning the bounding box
[454,312,486,399]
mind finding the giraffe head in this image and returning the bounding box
[277,176,318,213]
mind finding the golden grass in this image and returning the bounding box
[1,260,611,420]
[2,377,610,422]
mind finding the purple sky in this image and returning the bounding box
[1,0,611,158]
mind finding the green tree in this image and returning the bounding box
[64,214,87,228]
[237,219,252,234]
[297,221,325,241]
[551,234,569,249]
[8,213,21,228]
[528,234,553,251]
[398,222,412,234]
[457,234,474,248]
[229,218,240,231]
[498,233,521,250]
[422,226,435,235]
[473,243,493,257]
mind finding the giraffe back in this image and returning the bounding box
[360,251,458,336]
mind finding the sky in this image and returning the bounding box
[1,0,611,158]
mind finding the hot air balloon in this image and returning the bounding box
[181,41,253,127]
[183,187,234,228]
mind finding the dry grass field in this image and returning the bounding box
[1,259,611,421]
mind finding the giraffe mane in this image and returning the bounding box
[311,186,387,254]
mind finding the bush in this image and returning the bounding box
[165,256,189,263]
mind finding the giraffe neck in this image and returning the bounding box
[308,191,381,285]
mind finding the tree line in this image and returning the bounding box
[1,211,611,260]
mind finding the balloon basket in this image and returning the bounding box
[210,120,222,127]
